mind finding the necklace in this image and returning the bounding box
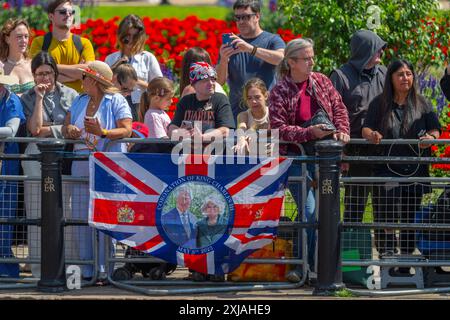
[251,109,268,125]
[6,58,25,66]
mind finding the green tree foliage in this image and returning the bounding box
[277,0,443,75]
[0,3,48,30]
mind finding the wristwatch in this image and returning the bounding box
[101,128,108,138]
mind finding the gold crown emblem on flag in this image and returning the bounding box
[117,205,135,223]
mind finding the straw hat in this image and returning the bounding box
[78,61,114,87]
[0,67,19,86]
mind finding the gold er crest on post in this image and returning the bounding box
[117,205,135,223]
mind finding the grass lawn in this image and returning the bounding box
[81,5,231,21]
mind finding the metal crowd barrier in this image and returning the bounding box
[0,137,317,295]
[3,136,450,296]
[338,139,450,295]
[0,139,98,291]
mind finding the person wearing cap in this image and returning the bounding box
[30,0,95,93]
[105,15,163,121]
[127,121,149,152]
[441,63,450,101]
[62,60,132,281]
[330,30,387,225]
[0,68,25,278]
[168,62,235,146]
[216,0,285,121]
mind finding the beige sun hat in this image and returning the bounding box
[0,67,19,86]
[78,61,114,87]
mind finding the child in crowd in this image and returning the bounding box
[111,61,139,119]
[234,78,270,155]
[139,77,174,139]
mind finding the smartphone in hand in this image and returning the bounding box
[84,116,97,124]
[181,120,193,130]
[222,33,236,49]
[222,33,231,46]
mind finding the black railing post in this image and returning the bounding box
[37,141,66,292]
[313,140,345,296]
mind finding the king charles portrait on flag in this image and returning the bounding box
[89,153,292,276]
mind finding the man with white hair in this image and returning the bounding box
[161,186,198,249]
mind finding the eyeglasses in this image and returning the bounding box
[56,9,76,16]
[233,13,256,22]
[35,71,54,78]
[291,56,315,62]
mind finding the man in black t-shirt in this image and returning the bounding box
[168,62,235,144]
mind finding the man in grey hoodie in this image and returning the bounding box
[330,30,387,223]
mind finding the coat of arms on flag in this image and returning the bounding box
[89,153,292,275]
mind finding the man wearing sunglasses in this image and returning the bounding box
[30,0,95,93]
[216,0,285,121]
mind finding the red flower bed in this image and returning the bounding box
[31,16,300,118]
[34,16,300,74]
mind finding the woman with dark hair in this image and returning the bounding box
[362,59,440,261]
[105,15,162,120]
[0,18,34,96]
[180,47,225,98]
[20,51,78,278]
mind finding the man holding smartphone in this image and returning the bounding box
[441,63,450,100]
[216,0,285,121]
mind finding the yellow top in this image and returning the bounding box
[30,34,96,92]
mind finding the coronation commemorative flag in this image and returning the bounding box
[89,153,292,275]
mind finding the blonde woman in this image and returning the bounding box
[105,15,162,120]
[196,195,227,248]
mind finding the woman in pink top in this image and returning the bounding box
[139,77,175,138]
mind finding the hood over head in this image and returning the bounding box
[349,30,386,73]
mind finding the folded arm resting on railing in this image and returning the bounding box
[0,118,20,138]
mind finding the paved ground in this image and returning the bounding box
[1,268,450,300]
[2,284,450,300]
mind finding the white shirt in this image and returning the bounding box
[105,51,163,104]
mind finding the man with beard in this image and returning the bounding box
[30,0,95,93]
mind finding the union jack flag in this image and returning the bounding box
[89,153,292,275]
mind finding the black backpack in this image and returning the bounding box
[42,32,84,60]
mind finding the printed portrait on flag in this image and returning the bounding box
[89,153,292,275]
[159,182,231,250]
